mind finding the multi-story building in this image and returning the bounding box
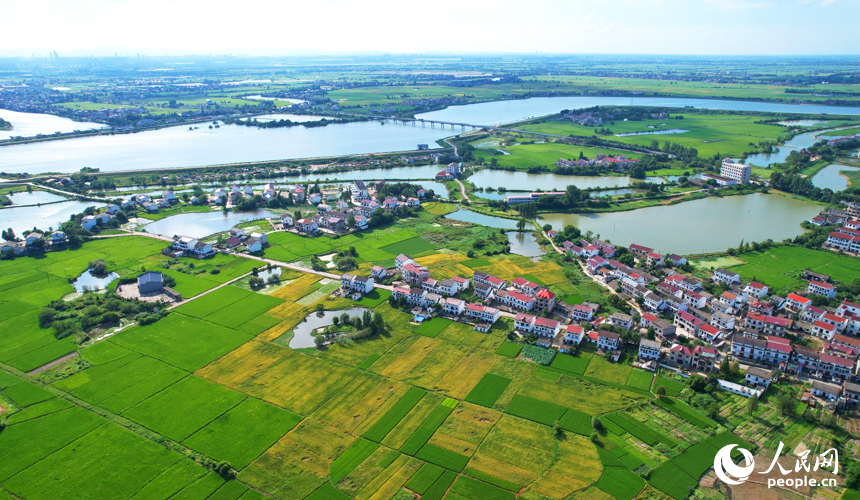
[720,158,752,183]
[744,313,792,337]
[465,303,500,324]
[808,281,836,298]
[597,331,621,351]
[639,339,662,360]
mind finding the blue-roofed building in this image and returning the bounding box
[137,271,164,294]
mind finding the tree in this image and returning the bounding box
[516,218,527,232]
[215,462,234,479]
[719,356,731,377]
[655,386,666,396]
[553,420,563,437]
[746,394,759,415]
[592,417,603,432]
[619,254,635,267]
[314,335,326,348]
[347,213,356,228]
[315,303,325,313]
[776,392,795,415]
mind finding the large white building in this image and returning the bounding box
[720,158,752,184]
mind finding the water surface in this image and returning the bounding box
[810,164,860,192]
[73,270,119,292]
[142,210,278,238]
[0,109,105,140]
[0,200,103,236]
[290,308,372,348]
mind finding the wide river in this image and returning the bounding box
[449,193,822,255]
[3,96,860,175]
[0,109,105,141]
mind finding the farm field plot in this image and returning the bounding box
[527,434,602,498]
[3,381,53,408]
[196,340,291,388]
[432,349,498,399]
[266,232,334,257]
[0,407,103,481]
[585,356,633,385]
[183,398,303,469]
[123,375,246,441]
[626,369,654,391]
[399,399,457,456]
[363,387,426,443]
[729,246,860,291]
[3,423,205,500]
[413,318,451,338]
[647,461,698,500]
[653,377,685,398]
[110,314,251,371]
[173,286,252,319]
[379,236,436,256]
[550,352,592,374]
[239,418,356,499]
[465,373,511,408]
[655,398,716,428]
[505,395,567,426]
[604,412,677,447]
[518,372,645,414]
[495,342,522,358]
[595,465,646,500]
[380,393,445,450]
[426,402,500,460]
[203,293,283,329]
[248,352,369,416]
[449,475,516,500]
[5,397,73,425]
[465,414,555,491]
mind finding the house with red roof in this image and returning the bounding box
[808,281,836,299]
[744,281,769,299]
[785,293,812,313]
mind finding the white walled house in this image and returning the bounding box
[808,281,836,299]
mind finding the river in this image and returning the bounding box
[0,109,106,141]
[447,193,821,255]
[0,119,446,175]
[4,96,860,175]
[416,96,860,126]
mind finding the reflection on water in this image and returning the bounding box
[290,308,372,348]
[73,270,119,292]
[143,210,279,238]
[507,232,545,257]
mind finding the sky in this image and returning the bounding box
[2,0,859,56]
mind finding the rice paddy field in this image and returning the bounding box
[0,232,822,500]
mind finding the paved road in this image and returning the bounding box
[2,182,114,203]
[542,230,644,317]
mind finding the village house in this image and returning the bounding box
[744,282,769,299]
[443,297,466,315]
[697,323,723,345]
[729,334,791,366]
[808,280,836,298]
[465,303,500,325]
[296,219,318,233]
[610,312,633,330]
[570,304,595,322]
[639,339,662,361]
[712,268,742,285]
[785,293,812,313]
[340,273,375,294]
[597,331,621,351]
[745,367,775,389]
[811,380,842,401]
[472,271,506,290]
[629,243,653,261]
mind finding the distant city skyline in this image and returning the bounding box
[2,0,859,57]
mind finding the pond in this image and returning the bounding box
[446,209,521,230]
[537,193,822,255]
[142,209,279,238]
[810,164,860,192]
[615,129,689,137]
[289,308,373,349]
[0,109,106,141]
[72,270,119,292]
[0,200,104,236]
[6,190,70,205]
[507,232,545,258]
[468,170,666,191]
[448,194,821,254]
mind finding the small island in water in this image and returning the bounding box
[0,117,12,130]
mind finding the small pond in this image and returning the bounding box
[142,209,279,238]
[72,270,119,292]
[290,308,373,349]
[810,164,860,192]
[507,232,545,258]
